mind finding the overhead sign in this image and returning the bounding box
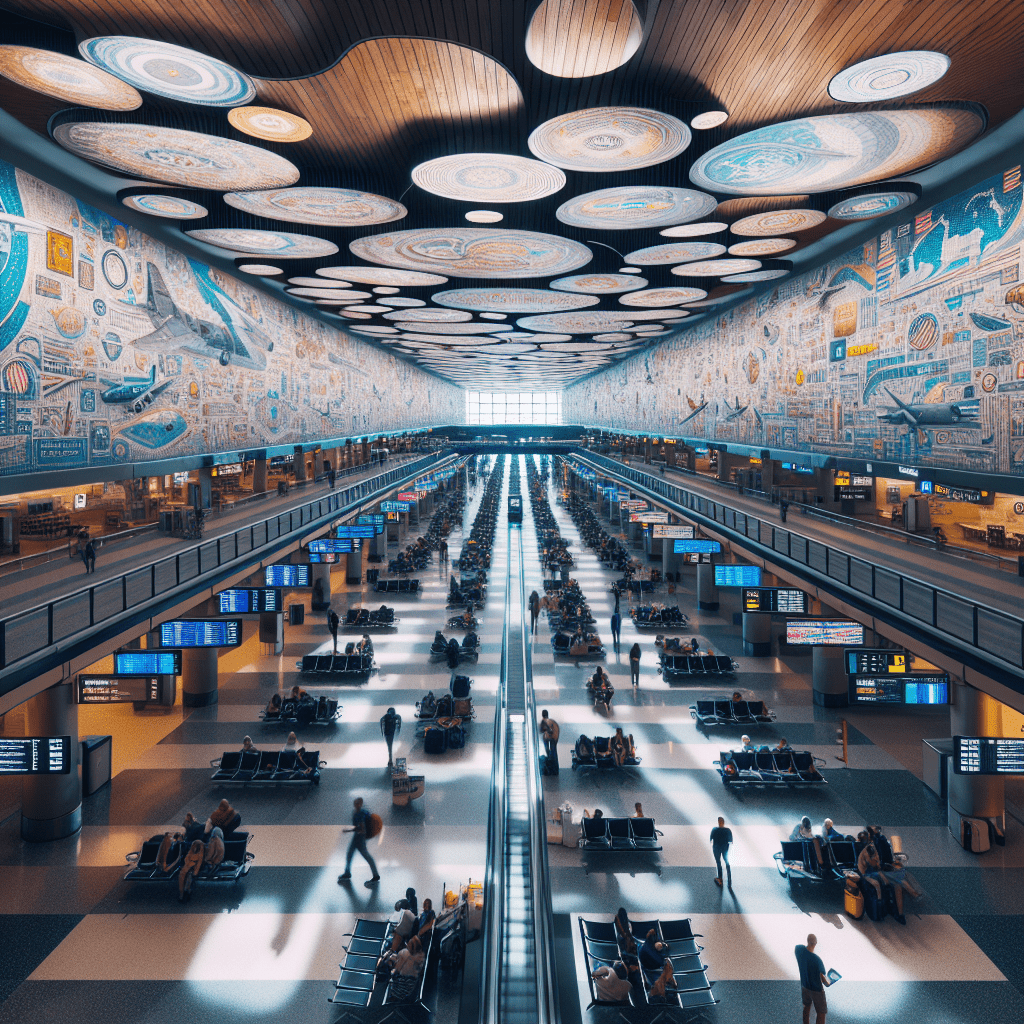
[265,564,311,587]
[846,649,909,675]
[850,675,949,706]
[786,620,865,646]
[158,619,242,648]
[114,650,181,675]
[218,588,282,613]
[743,588,808,613]
[357,514,386,534]
[673,539,721,554]
[332,524,377,539]
[954,737,1024,775]
[631,511,668,523]
[623,499,648,511]
[653,524,694,538]
[715,564,762,587]
[0,737,71,775]
[397,491,416,501]
[78,675,162,704]
[381,500,410,513]
[307,538,358,553]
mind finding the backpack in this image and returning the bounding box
[435,694,453,718]
[452,698,472,717]
[424,728,447,755]
[366,812,383,839]
[447,724,466,749]
[419,691,436,715]
[451,675,471,699]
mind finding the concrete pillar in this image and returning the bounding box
[742,612,772,656]
[761,459,776,497]
[814,468,838,510]
[697,562,719,610]
[293,445,307,482]
[313,448,324,479]
[182,647,219,708]
[662,541,678,580]
[197,467,213,509]
[948,683,1005,831]
[259,610,284,654]
[812,647,848,707]
[311,562,332,611]
[345,549,362,585]
[252,457,268,493]
[20,681,82,842]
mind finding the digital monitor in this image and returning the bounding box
[158,619,242,648]
[674,539,721,554]
[385,511,400,522]
[265,564,311,587]
[631,512,668,523]
[954,737,1024,775]
[715,564,762,587]
[396,491,416,501]
[332,524,377,539]
[785,620,865,646]
[0,737,71,775]
[846,649,909,674]
[903,678,950,705]
[114,649,181,675]
[681,552,713,563]
[380,500,410,513]
[307,538,356,553]
[308,552,339,563]
[357,514,386,533]
[78,675,161,704]
[653,524,695,539]
[743,588,808,613]
[218,588,282,614]
[508,495,523,523]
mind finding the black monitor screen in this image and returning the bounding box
[265,564,311,587]
[218,588,282,614]
[113,650,181,675]
[846,649,909,674]
[786,620,865,646]
[0,737,71,775]
[78,675,161,704]
[158,619,242,648]
[851,675,949,705]
[743,588,808,613]
[954,736,1024,775]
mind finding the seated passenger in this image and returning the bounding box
[633,803,645,818]
[156,832,182,873]
[821,818,842,842]
[610,729,628,767]
[592,963,633,1003]
[282,731,299,752]
[178,840,205,901]
[576,735,594,760]
[647,960,676,1003]
[867,824,894,867]
[415,898,435,941]
[884,852,923,900]
[240,735,259,753]
[857,841,903,920]
[461,608,474,627]
[391,899,416,952]
[614,907,633,949]
[387,935,426,1001]
[294,747,316,778]
[181,812,207,846]
[203,826,225,873]
[289,685,308,702]
[639,931,668,970]
[775,738,791,752]
[357,634,373,656]
[740,735,755,752]
[583,808,604,820]
[789,816,815,842]
[265,693,282,717]
[732,691,743,702]
[208,798,241,837]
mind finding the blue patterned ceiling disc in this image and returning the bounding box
[431,288,599,313]
[828,51,951,103]
[556,186,716,230]
[827,191,917,220]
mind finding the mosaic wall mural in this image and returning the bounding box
[0,158,462,479]
[565,163,1024,477]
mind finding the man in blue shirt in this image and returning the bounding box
[339,797,380,887]
[794,934,831,1023]
[709,816,733,888]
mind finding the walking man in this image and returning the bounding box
[529,590,541,634]
[610,609,621,648]
[710,816,733,888]
[780,500,789,523]
[339,796,380,887]
[328,608,340,655]
[629,641,642,687]
[539,709,560,774]
[795,933,832,1024]
[380,706,402,768]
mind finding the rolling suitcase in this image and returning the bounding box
[424,728,447,755]
[863,883,887,921]
[844,879,864,919]
[961,816,991,854]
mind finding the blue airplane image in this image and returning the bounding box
[99,365,172,414]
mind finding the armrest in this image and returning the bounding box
[211,758,222,768]
[125,851,139,863]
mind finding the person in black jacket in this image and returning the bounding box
[629,642,642,686]
[710,816,733,888]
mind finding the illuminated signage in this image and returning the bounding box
[0,737,71,775]
[307,538,357,553]
[743,588,808,613]
[158,619,242,648]
[78,675,162,704]
[114,650,181,675]
[653,525,695,538]
[846,649,908,674]
[714,564,762,587]
[218,588,282,613]
[851,675,949,706]
[265,564,311,587]
[954,737,1024,775]
[673,539,721,554]
[785,620,865,646]
[381,501,410,512]
[898,466,919,477]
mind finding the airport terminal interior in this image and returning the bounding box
[1,2,1024,1022]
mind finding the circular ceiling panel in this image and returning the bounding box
[350,228,592,279]
[465,210,503,223]
[289,277,350,287]
[517,309,684,333]
[374,286,400,295]
[344,304,395,313]
[238,264,282,276]
[827,190,918,220]
[333,310,372,319]
[391,322,512,334]
[412,154,565,202]
[186,228,337,257]
[672,258,762,276]
[122,193,207,219]
[384,297,426,307]
[351,326,400,335]
[691,110,729,130]
[536,341,620,353]
[382,308,473,322]
[397,332,505,343]
[828,51,951,103]
[480,312,508,320]
[721,269,790,282]
[619,286,706,307]
[317,267,448,286]
[593,332,633,342]
[224,186,406,227]
[79,36,255,106]
[0,45,142,109]
[624,241,727,265]
[728,238,796,256]
[287,288,371,299]
[555,186,716,230]
[432,288,599,313]
[730,209,826,236]
[690,107,984,195]
[660,221,728,237]
[227,105,311,142]
[528,107,691,172]
[53,122,299,190]
[549,273,647,294]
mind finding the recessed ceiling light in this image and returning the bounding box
[465,210,504,223]
[619,267,643,274]
[373,286,401,294]
[238,263,283,276]
[660,221,728,238]
[691,110,729,130]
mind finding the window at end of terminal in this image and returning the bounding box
[465,391,562,426]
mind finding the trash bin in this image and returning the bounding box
[81,735,112,796]
[366,568,380,584]
[158,510,173,533]
[277,480,289,496]
[289,603,304,625]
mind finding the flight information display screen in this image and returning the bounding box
[681,552,713,563]
[357,514,385,533]
[332,525,377,539]
[846,649,909,674]
[743,588,808,613]
[715,564,762,587]
[653,525,695,538]
[78,675,161,704]
[0,737,71,775]
[307,538,357,552]
[786,620,865,646]
[674,539,721,554]
[158,619,242,648]
[113,650,181,675]
[307,552,339,563]
[380,500,410,512]
[954,737,1024,775]
[265,564,311,587]
[218,588,282,614]
[904,678,950,705]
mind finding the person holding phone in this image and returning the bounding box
[795,933,832,1024]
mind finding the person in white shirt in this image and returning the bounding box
[592,963,632,1003]
[391,899,416,951]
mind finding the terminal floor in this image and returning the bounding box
[0,472,492,1024]
[526,473,1024,1024]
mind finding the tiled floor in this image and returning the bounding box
[1,455,1022,1024]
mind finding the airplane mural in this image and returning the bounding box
[876,389,982,429]
[100,365,173,414]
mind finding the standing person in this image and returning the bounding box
[380,707,402,768]
[795,934,832,1024]
[339,797,381,887]
[529,590,541,634]
[84,539,96,574]
[439,538,448,563]
[629,641,642,687]
[780,500,789,523]
[539,709,559,774]
[710,816,733,888]
[328,608,340,654]
[610,609,622,648]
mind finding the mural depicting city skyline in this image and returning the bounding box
[0,158,462,479]
[566,164,1024,477]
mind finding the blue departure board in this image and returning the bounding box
[673,539,721,554]
[714,564,762,587]
[218,588,282,613]
[332,525,377,539]
[158,619,242,648]
[307,538,357,552]
[265,564,311,587]
[380,500,410,512]
[113,650,181,675]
